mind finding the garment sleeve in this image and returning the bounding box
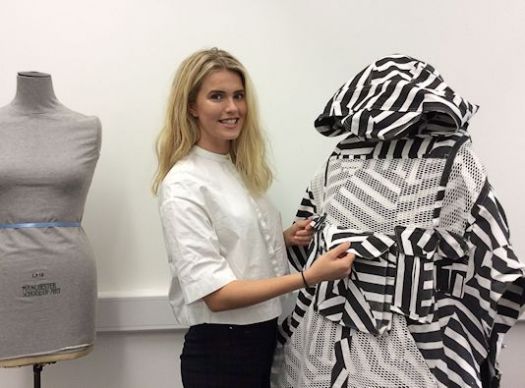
[464,181,525,385]
[159,182,237,305]
[286,168,323,271]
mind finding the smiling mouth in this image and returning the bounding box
[218,118,239,125]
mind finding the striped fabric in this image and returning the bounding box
[274,55,525,388]
[314,54,478,141]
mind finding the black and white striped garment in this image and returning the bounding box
[273,55,525,388]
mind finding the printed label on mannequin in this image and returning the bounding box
[22,282,61,297]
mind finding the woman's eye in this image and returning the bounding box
[210,93,223,100]
[234,93,245,100]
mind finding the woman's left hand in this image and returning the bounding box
[283,219,314,247]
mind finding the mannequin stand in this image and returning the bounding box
[0,344,92,386]
[33,362,54,388]
[33,363,43,388]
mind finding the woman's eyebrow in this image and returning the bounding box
[207,88,244,94]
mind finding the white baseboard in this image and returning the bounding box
[96,295,186,332]
[96,295,524,333]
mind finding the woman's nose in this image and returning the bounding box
[225,98,239,113]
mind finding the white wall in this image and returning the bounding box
[1,0,524,296]
[1,1,524,387]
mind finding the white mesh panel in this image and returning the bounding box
[439,142,486,234]
[274,302,439,387]
[322,158,445,233]
[310,160,330,211]
[274,302,338,387]
[347,315,440,388]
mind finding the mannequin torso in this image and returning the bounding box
[0,72,101,367]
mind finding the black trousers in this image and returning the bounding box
[180,318,278,388]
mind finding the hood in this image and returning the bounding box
[314,54,478,141]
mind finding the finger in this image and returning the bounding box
[295,233,313,241]
[295,229,313,237]
[294,219,311,230]
[304,222,314,231]
[341,253,355,265]
[295,234,312,241]
[329,242,351,256]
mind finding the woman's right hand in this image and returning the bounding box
[303,242,354,286]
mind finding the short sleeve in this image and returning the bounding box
[159,181,237,304]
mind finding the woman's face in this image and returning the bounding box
[190,69,246,154]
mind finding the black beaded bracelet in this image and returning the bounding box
[300,271,310,288]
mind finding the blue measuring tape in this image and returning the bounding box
[0,222,81,229]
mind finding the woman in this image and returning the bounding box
[152,47,354,387]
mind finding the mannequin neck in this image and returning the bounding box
[11,72,62,113]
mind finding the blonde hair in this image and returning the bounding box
[152,48,273,195]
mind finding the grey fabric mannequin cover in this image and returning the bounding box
[0,72,101,362]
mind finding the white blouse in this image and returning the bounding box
[159,146,288,326]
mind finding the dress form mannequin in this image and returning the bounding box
[0,72,101,369]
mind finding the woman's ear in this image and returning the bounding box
[189,104,198,118]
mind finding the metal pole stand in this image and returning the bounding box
[33,363,43,388]
[33,362,55,388]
